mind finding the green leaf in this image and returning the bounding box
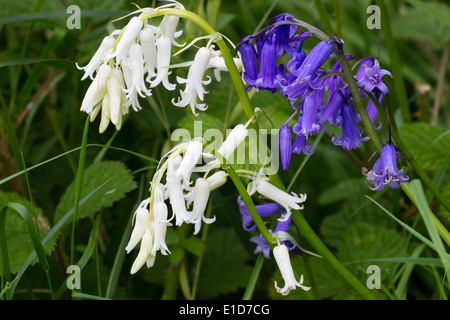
[196,228,253,298]
[183,236,206,256]
[0,192,55,273]
[398,123,450,170]
[54,161,137,223]
[320,196,396,248]
[391,2,450,48]
[337,222,405,281]
[318,177,367,205]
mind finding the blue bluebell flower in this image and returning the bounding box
[296,93,324,136]
[237,196,283,232]
[279,123,293,171]
[318,87,348,125]
[239,41,259,92]
[363,142,409,191]
[292,132,315,156]
[331,100,369,150]
[356,59,392,96]
[290,40,333,82]
[365,92,383,130]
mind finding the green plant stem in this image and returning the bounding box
[313,0,336,35]
[70,116,90,297]
[191,199,213,300]
[218,154,275,246]
[242,253,265,300]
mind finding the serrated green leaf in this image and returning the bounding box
[0,192,55,273]
[197,228,253,298]
[54,161,137,223]
[398,123,450,170]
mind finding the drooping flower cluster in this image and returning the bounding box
[126,137,222,274]
[236,13,393,173]
[77,1,241,132]
[126,118,258,274]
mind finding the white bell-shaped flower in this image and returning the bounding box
[172,47,212,116]
[77,35,116,81]
[80,63,111,114]
[130,228,154,274]
[140,26,158,82]
[251,179,306,221]
[121,61,142,112]
[174,139,203,185]
[108,16,143,65]
[123,43,152,99]
[107,67,126,127]
[273,244,311,295]
[189,178,215,235]
[151,201,171,255]
[125,199,150,254]
[217,124,248,161]
[166,157,190,226]
[150,35,176,91]
[206,171,228,191]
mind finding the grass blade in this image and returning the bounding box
[0,202,51,299]
[409,180,450,287]
[366,195,436,251]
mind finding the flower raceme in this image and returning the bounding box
[77,2,241,132]
[125,120,255,274]
[236,14,395,181]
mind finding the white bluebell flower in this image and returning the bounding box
[249,177,306,221]
[76,35,116,81]
[172,47,212,116]
[189,178,216,235]
[273,244,311,295]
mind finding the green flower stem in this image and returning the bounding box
[214,152,275,246]
[143,8,377,300]
[70,116,90,297]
